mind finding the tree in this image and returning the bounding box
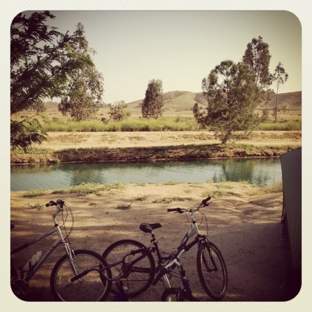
[242,35,274,118]
[11,11,93,150]
[10,119,46,152]
[272,62,289,122]
[242,36,272,89]
[141,79,164,118]
[194,60,264,144]
[58,23,104,121]
[108,101,130,121]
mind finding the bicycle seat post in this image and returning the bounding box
[151,231,163,264]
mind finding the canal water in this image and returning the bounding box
[11,158,282,191]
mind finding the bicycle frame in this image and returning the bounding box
[149,203,211,287]
[11,203,73,282]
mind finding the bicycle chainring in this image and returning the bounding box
[11,279,30,299]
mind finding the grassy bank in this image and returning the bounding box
[41,117,301,132]
[18,180,283,200]
[11,143,300,164]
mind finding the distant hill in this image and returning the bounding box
[124,90,302,116]
[37,90,301,121]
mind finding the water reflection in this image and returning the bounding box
[11,158,282,191]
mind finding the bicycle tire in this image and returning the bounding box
[102,239,155,297]
[161,288,192,301]
[197,241,228,300]
[161,288,179,301]
[50,249,112,301]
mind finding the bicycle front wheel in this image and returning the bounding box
[197,241,228,300]
[102,239,155,297]
[50,249,111,301]
[161,288,191,301]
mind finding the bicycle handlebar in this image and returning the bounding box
[167,196,211,213]
[46,199,65,208]
[202,196,211,206]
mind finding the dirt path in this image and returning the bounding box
[10,183,298,302]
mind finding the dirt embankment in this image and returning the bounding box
[11,131,301,164]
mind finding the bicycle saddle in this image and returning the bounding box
[139,223,162,233]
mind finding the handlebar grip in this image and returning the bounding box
[167,208,184,213]
[167,208,177,212]
[46,201,57,207]
[202,196,211,205]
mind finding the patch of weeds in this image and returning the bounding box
[225,191,244,198]
[153,196,192,204]
[135,183,146,187]
[208,190,225,198]
[163,181,179,186]
[116,203,132,210]
[22,189,45,198]
[52,182,125,196]
[245,145,252,155]
[135,195,148,201]
[247,182,283,196]
[30,203,44,210]
[103,182,126,191]
[11,147,54,155]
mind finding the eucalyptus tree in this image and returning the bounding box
[242,36,289,122]
[58,22,104,121]
[10,11,94,150]
[194,60,264,144]
[242,36,272,89]
[108,100,130,121]
[141,79,164,118]
[272,62,289,122]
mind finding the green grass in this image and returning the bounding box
[51,182,125,196]
[11,147,54,155]
[247,182,283,196]
[200,181,283,199]
[41,117,199,132]
[256,120,301,131]
[40,116,301,132]
[22,189,46,197]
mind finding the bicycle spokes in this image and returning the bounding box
[202,247,218,273]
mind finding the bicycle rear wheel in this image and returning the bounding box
[50,249,111,301]
[197,241,228,300]
[102,239,155,297]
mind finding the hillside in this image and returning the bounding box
[14,90,301,121]
[124,90,301,118]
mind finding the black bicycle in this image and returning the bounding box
[102,196,228,301]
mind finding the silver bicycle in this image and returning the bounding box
[11,199,112,301]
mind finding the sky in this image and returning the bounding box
[21,10,302,104]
